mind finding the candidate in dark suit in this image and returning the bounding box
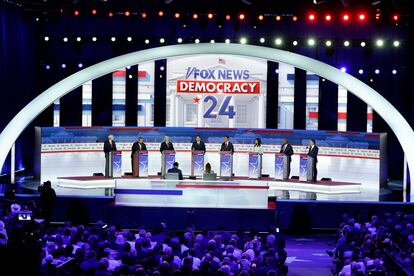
[167,162,183,180]
[160,136,175,153]
[191,135,206,152]
[103,134,117,177]
[280,138,294,180]
[307,138,319,182]
[131,137,147,171]
[220,135,234,154]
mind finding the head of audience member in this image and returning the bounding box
[282,138,288,145]
[195,135,201,142]
[255,138,262,146]
[173,162,179,168]
[164,136,169,143]
[108,134,114,141]
[138,137,144,143]
[223,135,229,143]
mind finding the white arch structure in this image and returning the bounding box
[1,43,413,191]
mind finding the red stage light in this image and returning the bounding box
[342,14,350,21]
[308,13,316,21]
[125,11,130,17]
[175,13,180,18]
[141,12,147,18]
[292,16,298,21]
[239,13,245,20]
[207,13,213,19]
[275,15,281,21]
[358,13,366,21]
[108,12,113,17]
[74,10,79,16]
[92,9,97,15]
[258,15,264,21]
[225,15,231,20]
[158,11,164,17]
[393,14,399,21]
[325,14,332,21]
[193,13,198,19]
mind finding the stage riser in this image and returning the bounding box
[3,196,413,231]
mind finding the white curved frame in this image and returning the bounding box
[1,43,413,190]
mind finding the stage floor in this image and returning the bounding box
[49,175,384,208]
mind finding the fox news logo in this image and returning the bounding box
[185,67,250,80]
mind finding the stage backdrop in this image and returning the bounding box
[166,55,267,128]
[37,127,386,194]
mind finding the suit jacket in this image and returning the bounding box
[280,144,294,160]
[307,145,319,162]
[103,140,117,153]
[220,141,234,154]
[131,142,147,157]
[160,141,174,152]
[167,167,183,180]
[191,141,206,152]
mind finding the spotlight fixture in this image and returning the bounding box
[240,37,247,44]
[225,15,231,20]
[63,37,68,42]
[210,39,215,43]
[92,36,97,42]
[375,69,380,74]
[193,14,198,19]
[360,41,366,47]
[158,11,164,17]
[61,64,66,69]
[78,63,83,68]
[393,40,400,47]
[141,12,147,18]
[111,37,116,42]
[340,67,346,72]
[160,38,165,43]
[125,11,130,17]
[74,10,79,16]
[392,69,397,75]
[293,40,298,46]
[358,13,366,21]
[175,13,180,19]
[225,38,231,44]
[325,40,332,47]
[45,65,50,70]
[393,14,399,21]
[44,36,49,41]
[308,38,315,46]
[177,37,183,43]
[160,66,165,71]
[92,9,97,15]
[259,37,265,43]
[239,13,245,20]
[108,12,113,17]
[325,14,332,21]
[258,15,264,21]
[127,37,132,42]
[207,13,213,19]
[195,39,200,43]
[342,14,350,22]
[308,13,316,21]
[292,16,298,21]
[144,39,150,44]
[376,39,384,47]
[76,36,81,42]
[275,38,282,46]
[358,69,363,74]
[343,40,350,47]
[275,15,281,21]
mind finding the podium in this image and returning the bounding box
[220,151,233,178]
[275,153,290,180]
[105,151,122,178]
[299,154,309,181]
[191,151,205,177]
[248,152,262,179]
[132,151,148,177]
[161,150,176,177]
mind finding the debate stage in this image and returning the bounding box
[55,175,363,207]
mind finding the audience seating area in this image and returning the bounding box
[0,199,288,276]
[327,210,414,275]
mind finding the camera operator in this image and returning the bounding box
[37,181,56,224]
